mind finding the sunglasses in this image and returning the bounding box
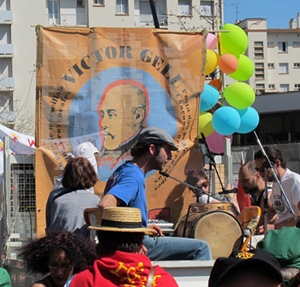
[195,181,208,189]
[255,162,274,173]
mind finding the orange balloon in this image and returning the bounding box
[209,79,222,91]
[219,54,238,74]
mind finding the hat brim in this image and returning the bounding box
[168,144,178,151]
[89,226,155,235]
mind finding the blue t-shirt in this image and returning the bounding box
[104,161,148,226]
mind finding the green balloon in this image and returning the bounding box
[223,82,255,109]
[220,24,248,56]
[229,54,254,81]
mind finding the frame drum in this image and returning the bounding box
[175,210,243,259]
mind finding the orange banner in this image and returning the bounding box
[35,26,206,236]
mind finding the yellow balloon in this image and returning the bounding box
[198,112,214,138]
[205,49,219,75]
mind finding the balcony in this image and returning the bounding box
[0,77,14,91]
[0,11,13,24]
[47,13,87,27]
[136,14,168,28]
[0,44,13,57]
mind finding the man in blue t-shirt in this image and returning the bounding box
[99,126,212,261]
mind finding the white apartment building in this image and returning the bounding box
[2,0,223,136]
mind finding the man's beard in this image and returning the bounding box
[246,185,261,195]
[148,156,164,171]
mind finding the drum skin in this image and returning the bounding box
[175,210,243,259]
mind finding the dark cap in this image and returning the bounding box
[137,127,178,151]
[209,249,283,287]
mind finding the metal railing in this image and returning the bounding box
[47,13,88,26]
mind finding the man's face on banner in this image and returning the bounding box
[99,84,146,151]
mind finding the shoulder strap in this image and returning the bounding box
[51,187,74,204]
[146,265,156,287]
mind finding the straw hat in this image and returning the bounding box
[89,207,155,235]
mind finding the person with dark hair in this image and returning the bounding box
[19,232,97,287]
[185,169,217,203]
[54,141,100,192]
[254,146,300,229]
[46,157,100,237]
[185,168,240,215]
[99,126,212,261]
[238,161,277,234]
[66,207,178,287]
[209,248,284,287]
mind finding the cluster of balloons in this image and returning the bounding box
[198,23,260,154]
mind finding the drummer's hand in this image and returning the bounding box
[256,224,275,235]
[147,224,164,236]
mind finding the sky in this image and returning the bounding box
[224,0,300,28]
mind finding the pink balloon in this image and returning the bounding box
[206,131,233,154]
[206,33,218,50]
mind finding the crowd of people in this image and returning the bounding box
[2,127,300,287]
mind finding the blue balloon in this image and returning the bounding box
[200,84,220,112]
[212,106,241,135]
[236,107,260,134]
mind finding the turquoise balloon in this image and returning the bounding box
[200,84,220,112]
[223,82,255,109]
[236,107,260,134]
[229,54,254,81]
[220,24,248,56]
[212,106,241,135]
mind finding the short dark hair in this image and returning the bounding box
[19,232,97,274]
[96,231,144,256]
[62,157,98,189]
[186,169,208,187]
[130,143,162,158]
[254,146,286,169]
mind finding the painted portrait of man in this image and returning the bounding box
[97,79,149,167]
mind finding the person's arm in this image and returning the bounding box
[98,193,122,208]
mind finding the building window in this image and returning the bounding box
[278,41,288,52]
[255,62,264,80]
[268,63,275,68]
[293,41,300,47]
[269,84,275,89]
[295,84,300,91]
[279,63,289,74]
[254,42,264,59]
[77,0,84,6]
[294,63,300,68]
[116,0,128,14]
[94,0,104,5]
[200,1,213,17]
[254,41,263,47]
[267,41,274,47]
[255,84,265,95]
[279,84,289,92]
[178,0,192,15]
